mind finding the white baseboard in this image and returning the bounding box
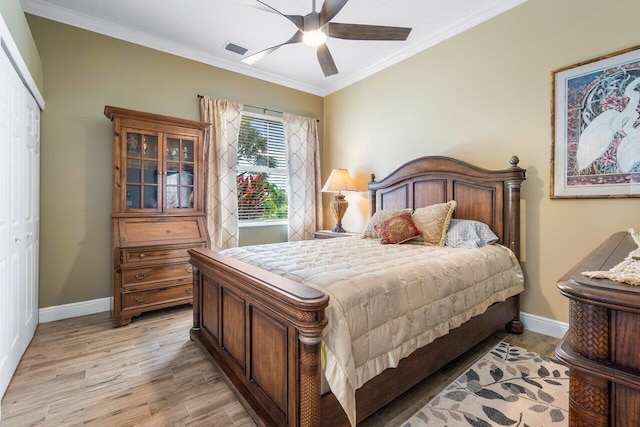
[521,311,568,339]
[36,299,569,339]
[39,297,112,323]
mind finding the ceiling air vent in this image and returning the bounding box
[224,42,248,56]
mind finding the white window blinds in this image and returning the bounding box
[237,112,288,222]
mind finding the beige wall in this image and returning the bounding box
[26,15,323,308]
[324,0,640,323]
[25,0,640,321]
[0,0,43,92]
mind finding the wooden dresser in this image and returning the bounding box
[105,106,210,326]
[556,231,640,427]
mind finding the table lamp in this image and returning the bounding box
[322,168,357,233]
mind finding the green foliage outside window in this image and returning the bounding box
[237,117,288,221]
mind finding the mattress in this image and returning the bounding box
[221,237,524,425]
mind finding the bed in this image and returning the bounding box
[188,155,526,426]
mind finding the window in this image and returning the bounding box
[237,112,288,223]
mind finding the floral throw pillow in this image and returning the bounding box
[412,200,457,246]
[360,208,414,239]
[374,213,422,244]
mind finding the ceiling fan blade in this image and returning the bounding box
[317,44,338,76]
[327,23,412,40]
[242,31,304,65]
[319,0,349,26]
[253,0,304,30]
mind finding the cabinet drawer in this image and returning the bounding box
[122,284,193,310]
[117,217,208,247]
[123,246,193,264]
[122,262,193,288]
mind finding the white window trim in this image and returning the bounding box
[239,219,288,228]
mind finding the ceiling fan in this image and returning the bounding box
[242,0,412,77]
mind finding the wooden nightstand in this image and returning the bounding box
[313,230,359,239]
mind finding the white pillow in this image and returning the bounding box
[446,219,498,248]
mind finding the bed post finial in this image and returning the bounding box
[369,174,377,216]
[509,156,520,169]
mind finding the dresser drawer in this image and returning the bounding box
[122,284,193,310]
[122,246,195,264]
[122,262,193,288]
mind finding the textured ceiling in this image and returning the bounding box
[21,0,526,96]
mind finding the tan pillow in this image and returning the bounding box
[412,201,457,246]
[374,213,422,244]
[360,208,414,239]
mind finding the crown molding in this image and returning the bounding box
[323,0,528,95]
[22,0,526,98]
[0,11,45,108]
[21,0,326,96]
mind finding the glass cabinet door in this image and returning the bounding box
[165,137,195,210]
[125,131,159,210]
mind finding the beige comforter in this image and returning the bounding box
[221,237,524,426]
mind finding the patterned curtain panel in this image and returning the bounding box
[200,96,243,250]
[283,113,323,241]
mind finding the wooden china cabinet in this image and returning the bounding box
[105,106,210,326]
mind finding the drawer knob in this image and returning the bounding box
[135,273,148,280]
[139,253,146,258]
[185,288,193,295]
[135,295,146,303]
[186,266,194,273]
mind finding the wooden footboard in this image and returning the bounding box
[189,247,520,426]
[189,248,329,427]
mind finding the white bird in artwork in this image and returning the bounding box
[577,76,640,171]
[615,78,640,172]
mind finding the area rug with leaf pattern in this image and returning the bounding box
[403,342,569,427]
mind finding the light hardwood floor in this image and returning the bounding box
[0,306,560,426]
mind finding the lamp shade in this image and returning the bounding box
[321,168,357,193]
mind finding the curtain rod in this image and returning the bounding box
[196,94,282,115]
[196,94,319,122]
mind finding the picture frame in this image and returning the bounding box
[551,45,640,198]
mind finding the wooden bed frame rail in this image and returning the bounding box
[189,156,526,426]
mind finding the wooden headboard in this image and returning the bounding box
[369,156,526,258]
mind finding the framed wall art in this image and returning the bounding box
[551,45,640,198]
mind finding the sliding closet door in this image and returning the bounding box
[23,88,39,336]
[0,44,21,400]
[0,45,39,402]
[0,44,13,398]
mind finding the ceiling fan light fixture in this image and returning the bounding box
[303,30,327,46]
[245,0,412,77]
